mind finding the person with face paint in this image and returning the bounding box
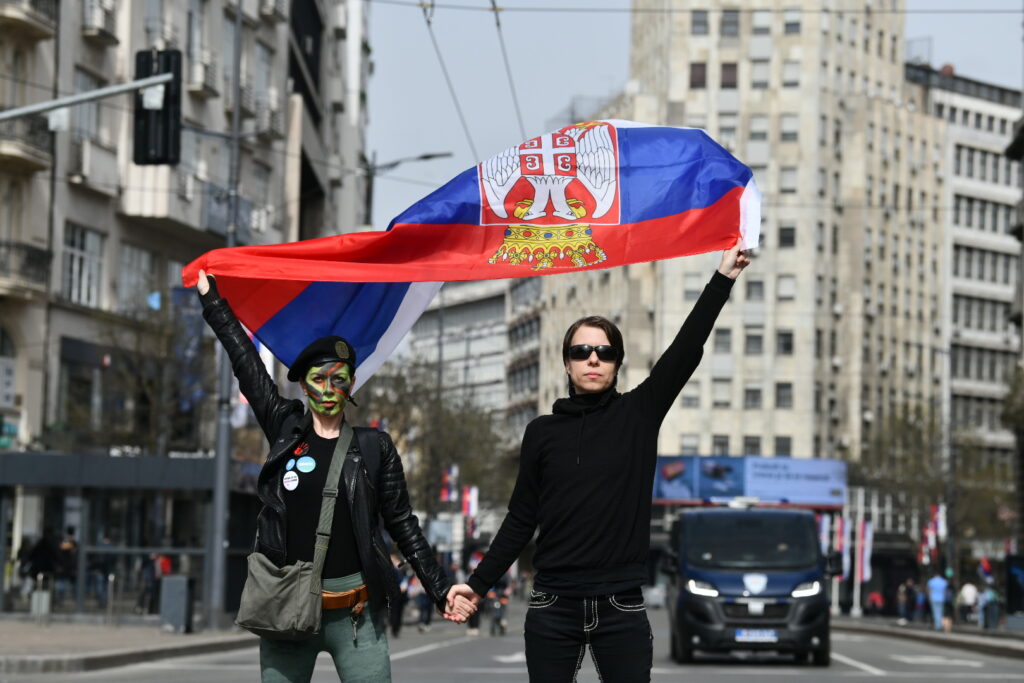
[195,270,475,683]
[448,243,749,682]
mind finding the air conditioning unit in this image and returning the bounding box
[839,436,851,448]
[865,303,876,318]
[879,361,890,375]
[905,363,918,377]
[831,355,843,369]
[862,410,874,423]
[832,302,843,316]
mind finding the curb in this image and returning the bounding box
[0,633,258,674]
[833,620,1024,660]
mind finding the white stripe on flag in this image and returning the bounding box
[355,281,443,388]
[740,178,762,250]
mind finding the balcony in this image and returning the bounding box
[223,74,256,118]
[255,89,285,140]
[0,0,57,41]
[0,241,50,298]
[67,138,119,197]
[0,110,52,173]
[121,165,205,238]
[187,51,219,99]
[82,0,118,46]
[260,0,286,22]
[226,0,260,25]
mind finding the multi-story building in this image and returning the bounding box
[0,0,369,613]
[906,63,1021,482]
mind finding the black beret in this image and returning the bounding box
[287,336,357,381]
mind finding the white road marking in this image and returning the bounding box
[494,651,527,663]
[890,654,983,667]
[831,651,886,676]
[389,635,476,661]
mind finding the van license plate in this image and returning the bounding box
[736,629,778,643]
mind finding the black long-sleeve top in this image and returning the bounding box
[468,271,734,598]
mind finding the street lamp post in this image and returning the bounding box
[362,152,453,227]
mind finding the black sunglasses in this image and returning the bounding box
[568,344,620,362]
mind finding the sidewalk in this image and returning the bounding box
[833,614,1024,660]
[0,617,257,674]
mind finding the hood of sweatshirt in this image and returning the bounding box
[552,388,620,464]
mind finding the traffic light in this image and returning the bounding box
[133,49,181,165]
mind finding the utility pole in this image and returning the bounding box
[208,4,243,630]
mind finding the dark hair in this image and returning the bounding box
[561,315,624,369]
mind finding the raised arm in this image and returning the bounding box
[632,244,749,423]
[196,270,300,441]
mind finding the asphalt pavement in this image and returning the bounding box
[5,600,1024,682]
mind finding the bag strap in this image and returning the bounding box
[353,427,381,488]
[309,421,354,596]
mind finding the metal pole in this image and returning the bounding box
[208,5,243,630]
[0,73,172,122]
[851,487,865,617]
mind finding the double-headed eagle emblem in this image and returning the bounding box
[479,121,619,269]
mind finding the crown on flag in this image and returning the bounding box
[488,225,607,270]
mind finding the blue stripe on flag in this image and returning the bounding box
[256,281,412,370]
[617,126,752,224]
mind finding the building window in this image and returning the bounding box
[777,274,796,300]
[743,436,761,455]
[779,167,798,193]
[719,112,737,146]
[684,273,702,300]
[751,60,770,89]
[782,60,800,87]
[714,328,732,353]
[712,378,731,408]
[73,69,104,142]
[691,10,708,35]
[744,385,762,409]
[774,436,792,456]
[776,330,794,355]
[681,381,700,408]
[62,223,105,308]
[721,62,738,89]
[783,8,801,34]
[752,10,771,34]
[780,113,798,141]
[690,62,707,89]
[744,328,763,355]
[680,434,699,456]
[749,115,769,141]
[775,382,793,408]
[712,434,730,455]
[779,224,796,247]
[117,244,157,315]
[721,9,739,36]
[746,278,764,301]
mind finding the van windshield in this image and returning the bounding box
[684,514,818,570]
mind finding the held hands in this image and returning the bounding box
[441,584,481,623]
[717,241,751,280]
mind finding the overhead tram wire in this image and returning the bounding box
[489,0,527,141]
[371,1,1023,15]
[420,0,480,160]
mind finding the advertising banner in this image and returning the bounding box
[653,455,846,508]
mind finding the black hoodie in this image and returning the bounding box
[468,271,734,598]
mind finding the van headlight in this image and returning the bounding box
[686,579,719,597]
[791,581,821,598]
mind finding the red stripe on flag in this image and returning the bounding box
[219,276,311,331]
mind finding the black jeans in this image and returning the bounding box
[524,588,653,682]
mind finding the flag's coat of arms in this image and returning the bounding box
[183,120,760,387]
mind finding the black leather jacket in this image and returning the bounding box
[201,294,451,616]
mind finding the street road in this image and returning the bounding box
[8,600,1024,682]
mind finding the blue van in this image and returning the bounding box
[663,506,840,666]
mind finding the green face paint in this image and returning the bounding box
[301,361,352,416]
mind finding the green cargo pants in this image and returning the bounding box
[259,572,391,683]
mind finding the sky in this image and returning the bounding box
[366,1,1024,228]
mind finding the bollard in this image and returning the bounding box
[30,572,51,626]
[106,573,115,624]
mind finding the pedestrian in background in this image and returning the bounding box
[926,570,948,631]
[896,578,914,625]
[958,580,978,624]
[54,526,78,605]
[915,583,927,624]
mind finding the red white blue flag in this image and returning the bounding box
[183,120,760,385]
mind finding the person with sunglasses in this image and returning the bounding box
[448,242,749,681]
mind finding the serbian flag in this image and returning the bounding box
[183,120,760,385]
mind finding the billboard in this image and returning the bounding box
[653,455,846,508]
